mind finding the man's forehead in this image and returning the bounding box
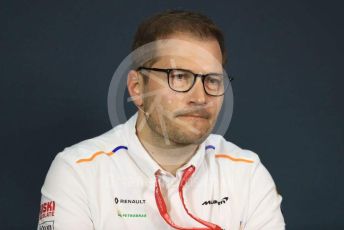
[152,56,223,74]
[151,38,223,72]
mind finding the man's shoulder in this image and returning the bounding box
[56,123,127,164]
[207,134,260,164]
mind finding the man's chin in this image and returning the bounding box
[171,130,211,145]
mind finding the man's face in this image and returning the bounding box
[140,33,224,145]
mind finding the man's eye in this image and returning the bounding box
[175,74,186,79]
[171,72,188,80]
[207,77,221,85]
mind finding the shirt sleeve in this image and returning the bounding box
[243,160,285,230]
[37,153,94,230]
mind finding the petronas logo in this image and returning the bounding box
[117,210,147,218]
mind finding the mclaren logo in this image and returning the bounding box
[202,197,229,206]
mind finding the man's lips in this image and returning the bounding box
[179,114,206,118]
[177,113,209,119]
[174,108,211,120]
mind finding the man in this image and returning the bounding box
[38,10,285,230]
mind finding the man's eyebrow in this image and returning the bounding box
[154,66,222,74]
[175,68,224,75]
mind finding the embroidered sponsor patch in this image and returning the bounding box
[39,201,55,220]
[38,221,54,230]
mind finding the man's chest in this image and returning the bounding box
[87,172,236,230]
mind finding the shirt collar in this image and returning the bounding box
[123,112,208,178]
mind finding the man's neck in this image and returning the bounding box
[135,112,199,176]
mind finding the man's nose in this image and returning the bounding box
[188,77,206,104]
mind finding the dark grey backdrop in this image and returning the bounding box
[1,0,343,229]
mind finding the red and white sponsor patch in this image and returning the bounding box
[39,201,55,220]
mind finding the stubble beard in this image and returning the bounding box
[145,112,213,146]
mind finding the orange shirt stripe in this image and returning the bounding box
[76,151,113,163]
[215,154,254,163]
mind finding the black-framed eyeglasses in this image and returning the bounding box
[137,66,233,96]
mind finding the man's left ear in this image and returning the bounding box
[127,70,143,107]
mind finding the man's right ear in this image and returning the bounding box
[127,70,143,107]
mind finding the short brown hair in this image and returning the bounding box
[131,9,227,65]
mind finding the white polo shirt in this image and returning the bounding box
[38,112,285,230]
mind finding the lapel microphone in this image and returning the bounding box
[138,106,150,118]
